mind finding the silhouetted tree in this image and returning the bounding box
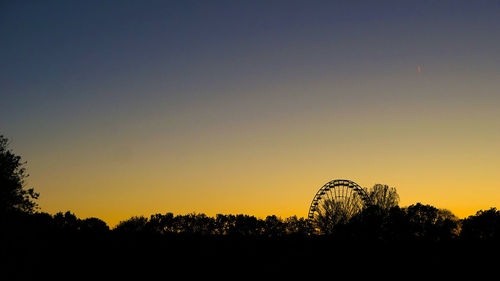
[264,215,284,237]
[114,216,148,232]
[53,211,80,232]
[379,206,411,240]
[27,211,54,232]
[461,208,500,241]
[214,214,230,235]
[315,196,363,234]
[347,205,388,239]
[0,135,39,215]
[403,203,459,241]
[344,202,460,241]
[80,217,109,233]
[367,184,399,210]
[174,213,215,235]
[284,216,312,236]
[231,214,263,236]
[148,212,175,234]
[435,208,460,240]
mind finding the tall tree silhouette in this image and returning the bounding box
[0,135,39,215]
[368,184,399,210]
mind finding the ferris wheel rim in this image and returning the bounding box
[307,179,369,220]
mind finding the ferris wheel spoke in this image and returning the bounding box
[308,180,369,232]
[325,189,333,205]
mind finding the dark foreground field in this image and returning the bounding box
[3,232,499,279]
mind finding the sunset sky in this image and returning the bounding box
[1,0,499,226]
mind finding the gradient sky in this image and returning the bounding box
[1,0,500,226]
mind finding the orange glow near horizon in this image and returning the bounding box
[24,73,500,227]
[3,1,500,228]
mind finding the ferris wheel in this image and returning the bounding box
[308,179,370,224]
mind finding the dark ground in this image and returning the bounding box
[3,233,499,280]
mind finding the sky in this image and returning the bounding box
[1,0,500,226]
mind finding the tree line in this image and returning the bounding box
[1,133,499,241]
[5,205,499,241]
